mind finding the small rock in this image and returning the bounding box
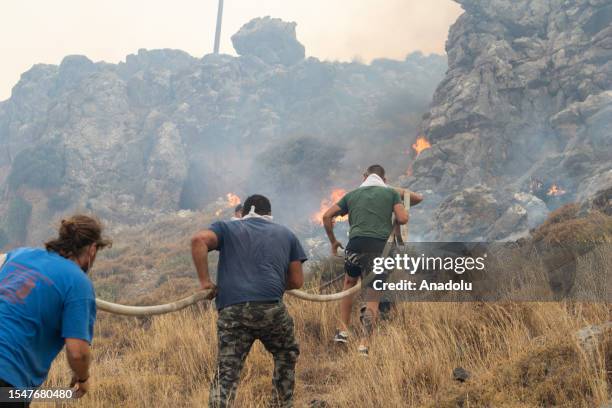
[576,321,612,353]
[452,367,470,382]
[309,399,329,408]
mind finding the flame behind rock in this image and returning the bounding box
[226,193,241,207]
[547,184,566,196]
[311,188,348,225]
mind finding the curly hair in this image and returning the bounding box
[44,214,112,258]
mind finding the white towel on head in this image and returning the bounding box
[360,173,387,188]
[241,205,274,221]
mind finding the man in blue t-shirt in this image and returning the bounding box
[191,194,306,408]
[0,215,111,407]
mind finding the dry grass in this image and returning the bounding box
[32,207,612,407]
[37,301,610,407]
[531,204,611,245]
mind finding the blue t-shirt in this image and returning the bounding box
[209,218,307,310]
[0,248,96,387]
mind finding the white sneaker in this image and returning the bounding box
[333,330,349,343]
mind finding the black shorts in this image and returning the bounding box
[344,237,389,287]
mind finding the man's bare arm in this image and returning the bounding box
[65,338,91,380]
[409,192,424,206]
[393,203,409,225]
[393,188,424,207]
[191,230,219,292]
[286,261,304,290]
[64,338,91,398]
[322,204,344,255]
[65,338,91,397]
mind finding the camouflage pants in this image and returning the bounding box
[209,302,300,408]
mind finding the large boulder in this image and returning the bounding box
[231,17,305,66]
[432,186,549,241]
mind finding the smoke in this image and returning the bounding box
[0,20,449,247]
[332,0,463,60]
[176,55,449,228]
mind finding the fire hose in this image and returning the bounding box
[1,188,411,316]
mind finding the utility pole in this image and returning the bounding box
[213,0,224,54]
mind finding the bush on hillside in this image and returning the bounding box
[7,144,65,191]
[253,136,342,197]
[0,228,8,250]
[3,196,32,244]
[531,204,612,244]
[47,192,72,212]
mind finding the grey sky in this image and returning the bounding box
[0,0,463,101]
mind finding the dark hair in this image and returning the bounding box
[45,214,112,258]
[234,204,243,213]
[366,164,385,178]
[241,194,272,216]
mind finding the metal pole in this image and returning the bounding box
[213,0,224,54]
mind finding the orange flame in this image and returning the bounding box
[412,136,431,157]
[547,184,566,196]
[311,189,348,225]
[226,193,241,207]
[215,193,241,217]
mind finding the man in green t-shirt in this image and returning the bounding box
[322,164,423,355]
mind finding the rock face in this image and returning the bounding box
[406,0,611,240]
[0,17,446,245]
[433,186,549,241]
[231,16,305,66]
[3,3,608,244]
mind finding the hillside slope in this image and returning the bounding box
[42,300,610,407]
[0,17,446,246]
[38,195,611,407]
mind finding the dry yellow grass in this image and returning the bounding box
[36,300,610,407]
[31,207,611,407]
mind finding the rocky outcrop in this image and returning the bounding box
[0,17,446,244]
[231,16,305,66]
[405,0,611,240]
[4,3,608,244]
[432,186,549,241]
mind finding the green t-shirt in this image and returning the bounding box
[337,186,401,240]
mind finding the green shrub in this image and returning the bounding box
[7,144,65,191]
[95,282,119,302]
[3,196,32,244]
[47,192,72,212]
[254,136,342,196]
[0,228,8,249]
